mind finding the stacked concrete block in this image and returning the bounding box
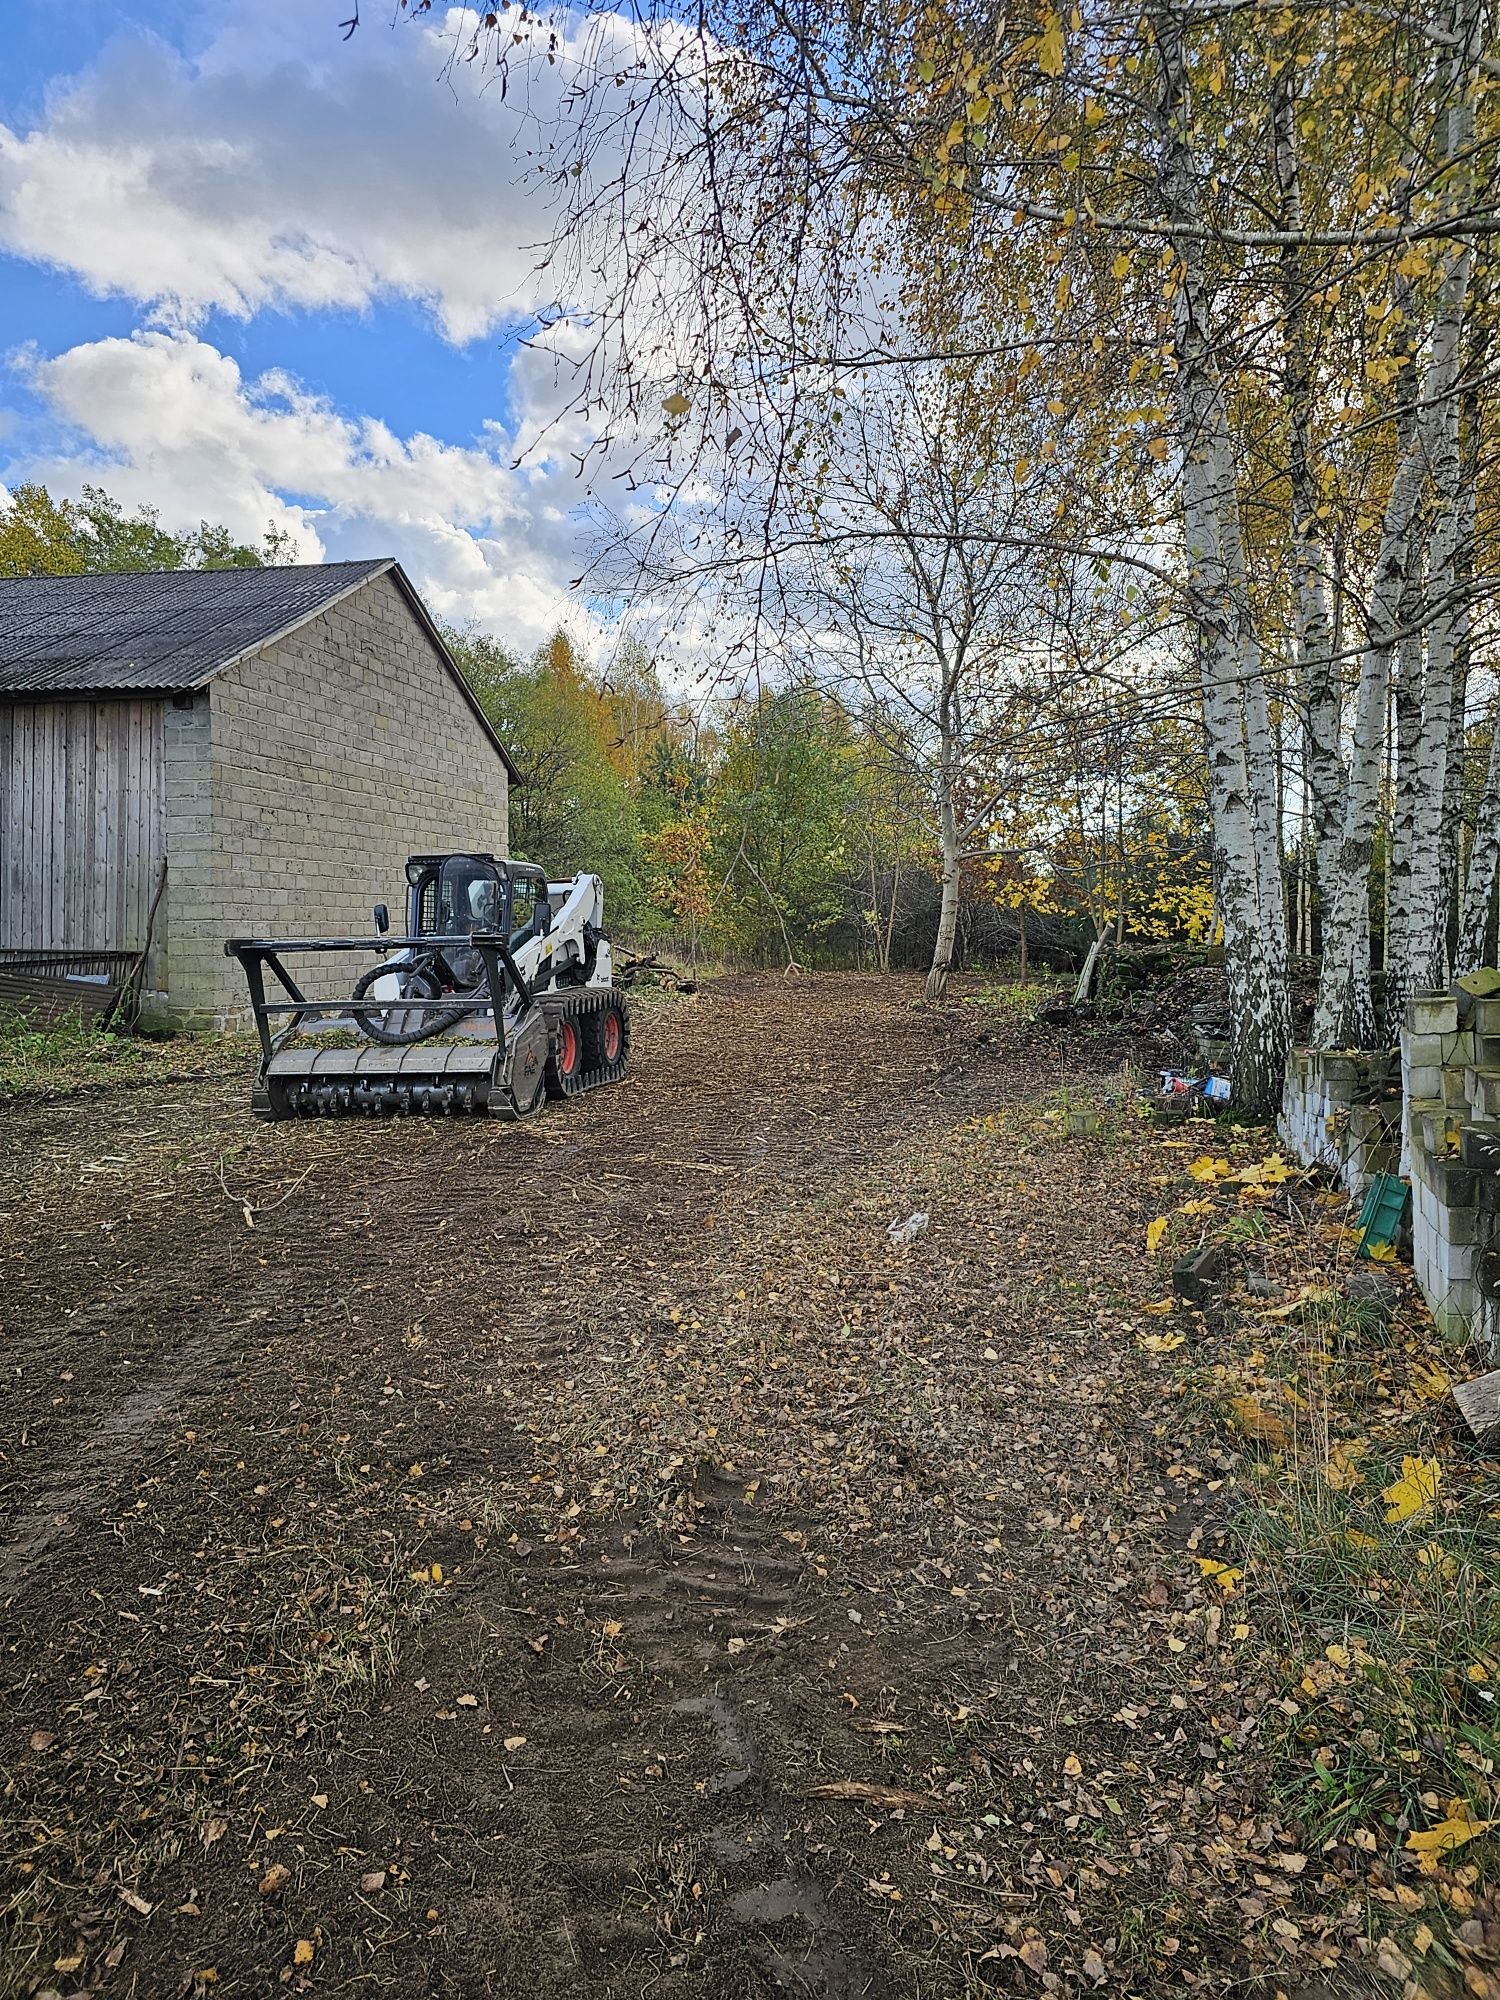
[1279,1048,1401,1195]
[1402,989,1500,1349]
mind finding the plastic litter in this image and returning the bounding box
[887,1211,930,1246]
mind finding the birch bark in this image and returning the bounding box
[1152,6,1290,1110]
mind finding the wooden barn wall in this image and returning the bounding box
[0,699,167,977]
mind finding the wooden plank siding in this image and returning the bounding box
[0,698,167,989]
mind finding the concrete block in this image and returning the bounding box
[1409,994,1460,1036]
[1408,1063,1442,1101]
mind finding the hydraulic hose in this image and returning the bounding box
[350,959,481,1047]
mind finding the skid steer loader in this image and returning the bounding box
[225,852,630,1119]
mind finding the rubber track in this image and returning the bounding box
[543,988,631,1101]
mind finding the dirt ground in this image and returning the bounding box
[0,974,1368,1997]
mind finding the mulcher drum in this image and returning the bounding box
[254,990,630,1121]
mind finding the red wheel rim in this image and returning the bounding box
[559,1019,579,1075]
[602,1010,622,1061]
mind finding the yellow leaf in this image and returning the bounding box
[1417,1542,1457,1579]
[1228,1393,1289,1448]
[294,1940,316,1967]
[1406,1812,1492,1871]
[662,391,692,419]
[1468,1662,1490,1683]
[1382,1455,1440,1524]
[1014,456,1030,483]
[1138,1330,1186,1353]
[1085,97,1106,125]
[1321,1439,1367,1491]
[1411,1364,1450,1401]
[1195,1556,1243,1594]
[1111,251,1131,280]
[1141,1297,1177,1314]
[1145,1216,1168,1254]
[1145,435,1168,461]
[1037,15,1066,75]
[1186,1155,1232,1183]
[1062,1753,1083,1776]
[1178,1197,1214,1215]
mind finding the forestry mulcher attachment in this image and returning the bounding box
[225,853,629,1120]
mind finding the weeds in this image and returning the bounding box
[0,1005,247,1102]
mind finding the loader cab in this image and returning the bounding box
[403,853,550,947]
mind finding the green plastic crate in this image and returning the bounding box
[1355,1173,1409,1260]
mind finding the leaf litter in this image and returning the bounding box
[2,974,1498,1996]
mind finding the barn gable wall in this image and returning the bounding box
[168,568,509,1022]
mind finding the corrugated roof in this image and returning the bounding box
[0,559,518,779]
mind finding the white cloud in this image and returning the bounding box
[0,4,633,343]
[20,327,608,651]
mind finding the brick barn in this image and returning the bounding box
[0,560,516,1024]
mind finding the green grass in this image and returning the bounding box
[960,978,1050,1025]
[0,1006,247,1101]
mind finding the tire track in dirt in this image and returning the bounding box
[0,975,1034,1998]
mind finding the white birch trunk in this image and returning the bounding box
[925,709,961,1002]
[1459,700,1500,972]
[1379,0,1479,1020]
[1153,8,1289,1110]
[1312,445,1426,1044]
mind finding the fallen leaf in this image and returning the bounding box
[1138,1330,1186,1353]
[310,1793,329,1808]
[1062,1753,1083,1777]
[503,1735,528,1752]
[1406,1811,1492,1869]
[1019,1936,1049,1973]
[360,1869,387,1894]
[118,1888,153,1917]
[1228,1393,1289,1447]
[1145,1216,1168,1254]
[1383,1454,1441,1524]
[456,1695,479,1708]
[1195,1556,1244,1594]
[293,1939,316,1967]
[201,1816,228,1846]
[1186,1155,1232,1183]
[1321,1439,1367,1491]
[1081,1947,1107,1984]
[259,1864,290,1898]
[29,1730,55,1752]
[53,1954,83,1974]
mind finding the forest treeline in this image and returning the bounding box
[448,622,1229,973]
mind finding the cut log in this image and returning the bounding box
[1452,1369,1500,1437]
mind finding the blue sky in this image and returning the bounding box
[0,2,613,646]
